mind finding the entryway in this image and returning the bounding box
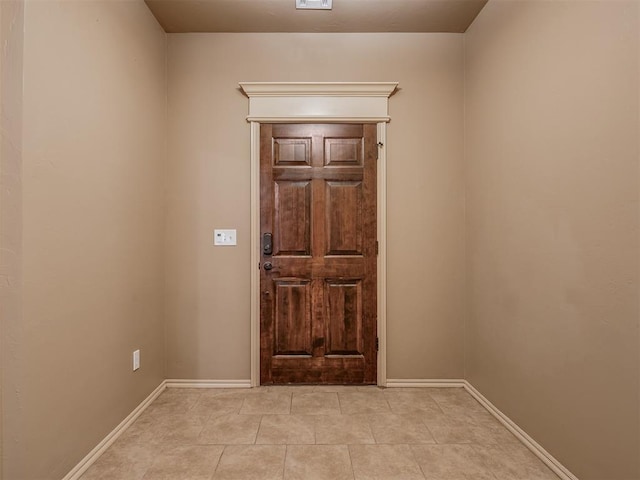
[259,123,378,384]
[240,82,398,387]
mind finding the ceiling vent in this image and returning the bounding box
[296,0,332,10]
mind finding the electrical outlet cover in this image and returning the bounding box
[133,349,140,371]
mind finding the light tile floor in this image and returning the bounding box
[80,386,560,480]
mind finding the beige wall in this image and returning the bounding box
[166,33,466,380]
[2,1,167,478]
[465,2,639,479]
[5,2,637,478]
[1,2,25,479]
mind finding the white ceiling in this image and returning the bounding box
[145,0,488,33]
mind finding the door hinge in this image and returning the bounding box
[375,337,379,352]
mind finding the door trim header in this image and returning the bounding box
[239,82,398,122]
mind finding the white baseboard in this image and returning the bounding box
[463,381,579,480]
[386,378,466,388]
[62,380,167,480]
[164,379,252,389]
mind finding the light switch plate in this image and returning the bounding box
[214,229,237,246]
[296,0,332,9]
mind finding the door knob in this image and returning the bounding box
[263,262,273,271]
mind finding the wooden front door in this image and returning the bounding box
[260,123,377,385]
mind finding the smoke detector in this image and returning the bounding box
[296,0,332,10]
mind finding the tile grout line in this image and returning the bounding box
[210,445,227,480]
[406,443,428,480]
[282,444,289,480]
[346,444,356,480]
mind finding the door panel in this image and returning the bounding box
[325,279,363,355]
[324,138,363,166]
[325,181,363,256]
[260,123,377,385]
[273,138,311,166]
[274,279,312,356]
[274,181,311,256]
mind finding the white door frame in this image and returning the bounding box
[239,82,397,387]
